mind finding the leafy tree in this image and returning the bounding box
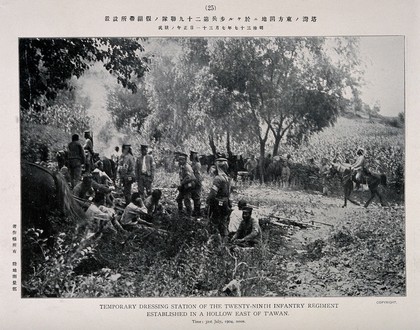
[19,38,149,111]
[144,39,215,149]
[208,37,362,181]
[107,84,151,133]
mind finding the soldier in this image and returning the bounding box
[118,144,136,205]
[207,157,232,241]
[190,150,202,217]
[176,153,197,216]
[231,207,262,247]
[228,199,248,235]
[136,144,155,198]
[73,174,94,200]
[120,192,152,229]
[68,134,85,188]
[83,131,94,173]
[144,189,163,215]
[351,147,366,191]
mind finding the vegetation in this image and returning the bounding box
[20,37,405,298]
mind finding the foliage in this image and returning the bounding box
[19,38,149,111]
[20,88,91,134]
[107,84,152,133]
[21,123,72,162]
[282,117,404,199]
[208,37,362,159]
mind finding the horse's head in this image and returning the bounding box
[329,162,351,177]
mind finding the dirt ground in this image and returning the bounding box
[231,184,405,297]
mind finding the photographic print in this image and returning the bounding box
[19,36,405,299]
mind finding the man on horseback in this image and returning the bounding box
[351,147,366,191]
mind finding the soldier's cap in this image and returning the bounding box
[357,147,365,153]
[190,150,198,154]
[215,157,228,162]
[82,173,92,179]
[238,200,247,208]
[122,144,131,149]
[92,168,101,174]
[178,152,188,158]
[84,130,91,134]
[141,144,148,149]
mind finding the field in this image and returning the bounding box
[21,115,405,297]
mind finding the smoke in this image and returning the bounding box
[76,63,124,158]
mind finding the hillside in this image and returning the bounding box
[21,115,405,298]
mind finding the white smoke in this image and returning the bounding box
[76,63,124,158]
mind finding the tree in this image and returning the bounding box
[19,38,149,111]
[208,37,362,181]
[107,83,151,133]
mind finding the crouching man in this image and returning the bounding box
[231,207,262,247]
[120,192,152,230]
[85,192,117,237]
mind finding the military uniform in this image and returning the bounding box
[118,147,136,205]
[83,131,94,173]
[136,145,155,198]
[176,156,196,215]
[68,137,85,188]
[207,169,231,238]
[232,213,262,247]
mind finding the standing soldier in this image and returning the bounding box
[136,144,155,198]
[176,153,196,216]
[118,144,136,205]
[67,134,85,188]
[83,131,94,173]
[190,150,202,217]
[206,157,232,242]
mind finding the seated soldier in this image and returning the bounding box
[73,174,94,200]
[144,189,163,215]
[85,192,117,236]
[231,207,262,247]
[228,199,247,236]
[120,192,152,229]
[92,168,114,206]
[92,167,113,186]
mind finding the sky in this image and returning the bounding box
[358,36,404,117]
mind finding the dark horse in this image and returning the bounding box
[21,162,86,240]
[330,162,387,208]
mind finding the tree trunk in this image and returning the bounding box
[273,135,281,157]
[259,141,266,184]
[226,130,232,158]
[209,133,217,156]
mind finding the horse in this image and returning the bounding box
[330,162,387,208]
[266,160,282,184]
[21,162,87,239]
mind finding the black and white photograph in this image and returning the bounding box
[19,36,405,298]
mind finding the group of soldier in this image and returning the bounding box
[61,131,261,246]
[58,127,368,246]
